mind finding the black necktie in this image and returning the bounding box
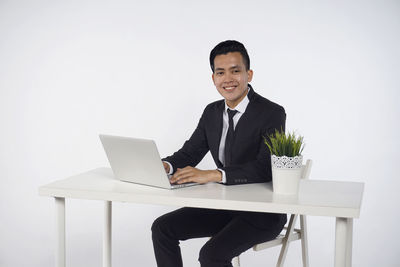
[224,109,238,166]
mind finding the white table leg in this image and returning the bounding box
[55,197,65,267]
[300,215,310,267]
[103,201,112,267]
[334,217,353,267]
[345,219,353,267]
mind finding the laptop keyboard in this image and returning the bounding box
[170,182,197,189]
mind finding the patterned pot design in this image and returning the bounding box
[271,155,303,169]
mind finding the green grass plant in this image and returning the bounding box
[264,129,304,157]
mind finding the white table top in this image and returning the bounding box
[39,168,364,218]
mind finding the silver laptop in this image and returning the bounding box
[99,134,198,189]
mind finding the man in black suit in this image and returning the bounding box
[151,40,287,267]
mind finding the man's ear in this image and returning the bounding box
[212,73,216,85]
[247,69,253,83]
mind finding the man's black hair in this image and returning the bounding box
[209,40,250,72]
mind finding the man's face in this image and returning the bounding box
[212,52,253,108]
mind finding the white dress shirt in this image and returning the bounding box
[218,89,250,183]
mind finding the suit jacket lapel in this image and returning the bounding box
[210,101,224,168]
[234,85,257,134]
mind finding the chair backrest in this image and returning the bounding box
[301,159,313,180]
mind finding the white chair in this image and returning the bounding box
[232,159,312,267]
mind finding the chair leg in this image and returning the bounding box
[232,255,240,267]
[276,214,298,267]
[300,215,309,267]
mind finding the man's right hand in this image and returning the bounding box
[163,161,170,174]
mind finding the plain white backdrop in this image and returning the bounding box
[1,0,399,266]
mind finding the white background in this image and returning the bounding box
[1,0,399,266]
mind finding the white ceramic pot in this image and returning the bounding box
[271,155,303,195]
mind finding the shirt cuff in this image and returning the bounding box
[217,168,226,184]
[163,161,174,175]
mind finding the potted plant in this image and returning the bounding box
[264,129,305,195]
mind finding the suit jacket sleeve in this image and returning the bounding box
[162,111,209,173]
[221,106,286,185]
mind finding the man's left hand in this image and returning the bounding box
[170,166,222,184]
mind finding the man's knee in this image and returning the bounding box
[199,241,213,262]
[151,214,178,242]
[199,240,230,266]
[151,216,166,240]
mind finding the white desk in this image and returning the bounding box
[39,168,364,267]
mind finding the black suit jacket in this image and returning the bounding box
[163,85,286,185]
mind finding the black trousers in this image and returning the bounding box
[151,207,287,267]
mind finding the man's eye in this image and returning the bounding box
[216,72,224,75]
[233,70,240,73]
